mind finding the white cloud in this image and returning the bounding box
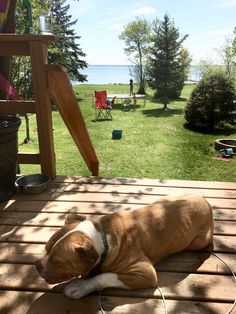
[132,6,156,15]
[213,0,236,9]
[109,23,124,31]
[69,0,93,16]
[195,28,234,41]
[185,27,234,64]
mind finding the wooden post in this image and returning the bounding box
[0,35,57,178]
[29,40,56,178]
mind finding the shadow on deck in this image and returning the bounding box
[0,176,235,314]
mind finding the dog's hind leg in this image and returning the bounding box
[118,260,158,289]
[186,223,214,250]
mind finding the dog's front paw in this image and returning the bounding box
[64,278,89,299]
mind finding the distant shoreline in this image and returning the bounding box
[79,65,202,84]
[87,64,132,66]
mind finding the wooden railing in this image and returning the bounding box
[0,34,99,178]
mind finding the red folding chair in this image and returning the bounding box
[94,90,115,121]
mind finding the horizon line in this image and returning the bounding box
[87,64,132,66]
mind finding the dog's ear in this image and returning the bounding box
[75,243,98,265]
[65,213,86,225]
[46,228,68,253]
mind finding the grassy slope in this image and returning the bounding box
[18,84,236,181]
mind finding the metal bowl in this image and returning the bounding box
[15,174,50,194]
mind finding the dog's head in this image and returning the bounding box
[36,213,99,284]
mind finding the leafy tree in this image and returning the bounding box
[233,27,236,57]
[146,14,191,109]
[217,37,235,79]
[185,69,236,130]
[11,0,87,99]
[119,17,150,94]
[50,0,87,82]
[232,27,236,81]
[12,0,36,99]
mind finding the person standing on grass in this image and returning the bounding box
[129,79,134,95]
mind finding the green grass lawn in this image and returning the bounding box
[18,83,236,181]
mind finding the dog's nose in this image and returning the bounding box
[35,259,43,274]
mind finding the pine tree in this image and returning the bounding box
[147,14,191,109]
[49,0,87,82]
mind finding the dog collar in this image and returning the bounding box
[86,221,108,278]
[98,221,109,264]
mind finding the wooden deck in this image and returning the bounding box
[0,176,235,314]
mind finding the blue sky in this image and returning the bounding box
[68,0,236,65]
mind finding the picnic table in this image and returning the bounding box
[107,93,146,110]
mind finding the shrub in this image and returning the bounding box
[185,69,236,129]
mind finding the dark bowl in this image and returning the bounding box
[15,174,50,194]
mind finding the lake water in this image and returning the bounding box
[80,65,132,84]
[79,65,202,85]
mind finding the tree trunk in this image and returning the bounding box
[138,45,146,94]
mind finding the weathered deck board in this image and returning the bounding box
[48,181,236,199]
[1,291,233,314]
[11,191,236,208]
[0,224,235,245]
[52,176,236,189]
[0,210,235,226]
[0,246,235,274]
[0,263,235,302]
[0,200,236,215]
[0,176,235,314]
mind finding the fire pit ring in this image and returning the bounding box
[214,139,236,153]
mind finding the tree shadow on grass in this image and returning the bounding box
[184,123,236,136]
[149,95,187,104]
[142,107,184,118]
[175,96,187,102]
[112,102,143,112]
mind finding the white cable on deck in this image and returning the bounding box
[99,291,106,314]
[98,285,167,314]
[211,252,236,314]
[156,285,168,314]
[98,252,236,314]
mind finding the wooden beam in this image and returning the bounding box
[0,35,56,57]
[0,42,30,56]
[17,153,40,164]
[0,100,36,113]
[46,64,99,176]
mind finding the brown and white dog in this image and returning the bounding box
[36,194,214,299]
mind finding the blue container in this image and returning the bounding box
[226,148,233,155]
[112,130,122,140]
[220,148,233,158]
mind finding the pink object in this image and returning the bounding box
[0,72,21,100]
[0,0,9,12]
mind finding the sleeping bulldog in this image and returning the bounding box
[36,194,214,299]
